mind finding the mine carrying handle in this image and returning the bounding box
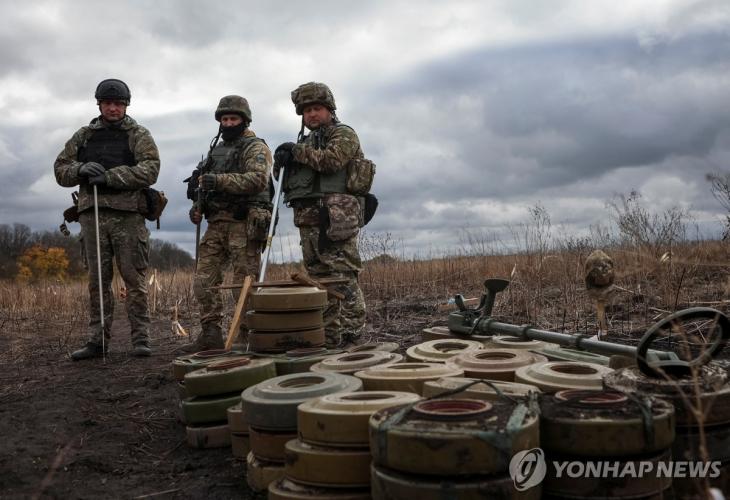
[448,278,730,378]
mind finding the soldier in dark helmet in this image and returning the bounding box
[180,95,273,352]
[275,82,373,347]
[54,79,160,360]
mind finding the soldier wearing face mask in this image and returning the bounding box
[181,95,273,351]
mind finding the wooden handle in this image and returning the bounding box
[291,272,346,301]
[225,275,253,350]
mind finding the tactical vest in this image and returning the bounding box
[283,124,350,203]
[77,127,136,195]
[204,136,271,219]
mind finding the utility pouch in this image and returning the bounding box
[139,188,168,228]
[247,207,272,243]
[363,193,379,226]
[60,192,80,236]
[346,157,376,196]
[323,193,361,242]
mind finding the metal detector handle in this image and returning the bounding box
[636,307,730,378]
[258,166,284,282]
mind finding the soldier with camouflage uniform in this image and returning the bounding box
[54,79,160,360]
[183,96,273,351]
[275,82,369,347]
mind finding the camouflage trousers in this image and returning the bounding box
[299,225,366,346]
[79,210,150,347]
[193,221,260,330]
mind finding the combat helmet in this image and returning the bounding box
[95,79,131,104]
[215,95,252,122]
[291,82,336,115]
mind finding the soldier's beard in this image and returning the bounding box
[221,123,245,141]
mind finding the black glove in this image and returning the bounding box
[79,162,105,178]
[201,173,217,191]
[89,173,107,186]
[274,142,296,168]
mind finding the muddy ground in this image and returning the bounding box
[1,290,728,499]
[0,300,434,500]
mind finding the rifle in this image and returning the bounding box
[184,128,221,265]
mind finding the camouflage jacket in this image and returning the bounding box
[54,115,160,213]
[195,129,272,223]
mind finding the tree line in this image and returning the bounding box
[0,223,193,281]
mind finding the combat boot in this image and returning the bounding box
[175,324,224,354]
[70,342,107,361]
[131,343,152,357]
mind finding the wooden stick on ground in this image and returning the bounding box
[225,275,252,351]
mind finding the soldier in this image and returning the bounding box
[54,79,160,360]
[274,82,371,347]
[184,95,272,351]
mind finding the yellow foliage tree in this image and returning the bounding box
[16,245,70,283]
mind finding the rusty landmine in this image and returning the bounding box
[371,464,542,500]
[249,427,298,462]
[515,361,614,393]
[284,439,372,487]
[298,391,421,447]
[250,286,328,312]
[354,362,465,395]
[540,390,675,456]
[411,399,492,420]
[226,402,249,433]
[346,341,399,353]
[422,377,540,401]
[231,432,250,458]
[369,397,539,476]
[406,339,484,363]
[171,349,249,381]
[673,421,730,463]
[268,477,371,500]
[543,448,673,499]
[421,325,492,343]
[273,348,345,375]
[485,335,556,351]
[185,423,232,449]
[249,328,326,353]
[445,349,548,381]
[310,351,403,375]
[246,451,286,492]
[603,362,730,426]
[246,310,324,332]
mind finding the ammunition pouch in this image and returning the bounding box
[346,157,376,196]
[138,188,168,227]
[247,206,272,243]
[63,205,80,223]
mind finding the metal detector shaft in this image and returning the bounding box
[93,185,105,361]
[258,166,284,282]
[448,317,673,360]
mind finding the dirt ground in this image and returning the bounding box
[1,279,728,499]
[0,300,433,500]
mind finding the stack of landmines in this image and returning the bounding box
[247,286,328,353]
[241,372,363,492]
[269,391,421,499]
[173,351,276,449]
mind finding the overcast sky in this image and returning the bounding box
[1,0,729,260]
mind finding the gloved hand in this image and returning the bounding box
[274,142,296,168]
[89,173,107,186]
[189,207,202,224]
[79,162,105,178]
[201,173,217,191]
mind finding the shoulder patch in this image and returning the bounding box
[255,153,266,163]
